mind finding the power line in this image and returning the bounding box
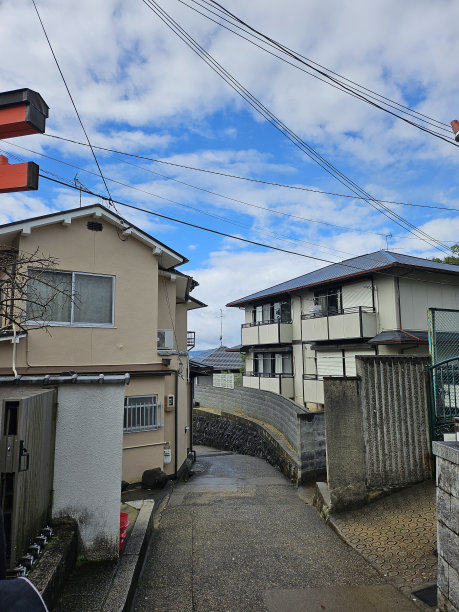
[5,138,428,243]
[31,0,114,204]
[184,0,456,145]
[41,133,459,214]
[2,141,362,257]
[38,173,459,289]
[140,0,453,254]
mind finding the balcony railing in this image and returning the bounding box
[243,372,294,398]
[245,371,293,378]
[241,320,293,345]
[187,331,196,350]
[242,318,292,327]
[301,306,376,341]
[301,305,374,320]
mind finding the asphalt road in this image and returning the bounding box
[132,446,419,612]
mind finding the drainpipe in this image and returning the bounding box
[174,369,178,478]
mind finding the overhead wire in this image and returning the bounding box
[4,138,429,244]
[2,141,365,258]
[188,0,455,142]
[38,174,459,290]
[140,0,453,254]
[31,0,114,204]
[41,133,459,214]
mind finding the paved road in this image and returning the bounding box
[133,447,419,611]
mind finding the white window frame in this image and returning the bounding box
[123,395,162,433]
[26,270,115,328]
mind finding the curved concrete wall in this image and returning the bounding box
[193,409,299,483]
[194,384,308,450]
[193,385,326,482]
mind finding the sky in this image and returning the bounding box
[1,0,459,349]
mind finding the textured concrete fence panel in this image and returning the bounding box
[357,356,431,489]
[323,356,432,511]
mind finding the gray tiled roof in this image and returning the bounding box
[192,346,242,370]
[368,330,429,344]
[227,250,459,306]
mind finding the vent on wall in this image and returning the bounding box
[87,221,103,232]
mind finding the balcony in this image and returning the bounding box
[187,331,196,350]
[243,373,294,399]
[301,306,376,342]
[241,320,293,346]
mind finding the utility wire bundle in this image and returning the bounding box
[141,0,454,255]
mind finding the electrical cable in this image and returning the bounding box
[31,0,114,203]
[140,0,453,254]
[192,0,455,142]
[1,142,362,258]
[39,174,459,290]
[41,133,459,214]
[4,139,428,244]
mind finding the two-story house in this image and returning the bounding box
[0,204,205,482]
[227,250,459,411]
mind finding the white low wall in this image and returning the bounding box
[53,384,125,560]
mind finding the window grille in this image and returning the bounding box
[123,395,162,432]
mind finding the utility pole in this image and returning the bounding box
[218,308,224,347]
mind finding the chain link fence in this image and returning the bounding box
[427,308,459,439]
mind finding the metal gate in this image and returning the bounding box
[0,388,56,570]
[427,308,459,440]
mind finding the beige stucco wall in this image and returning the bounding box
[0,213,195,484]
[0,217,159,368]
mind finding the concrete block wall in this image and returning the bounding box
[298,412,326,478]
[195,384,307,450]
[194,386,326,481]
[433,442,459,612]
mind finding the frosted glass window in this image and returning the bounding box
[74,274,113,324]
[27,270,72,322]
[27,270,114,326]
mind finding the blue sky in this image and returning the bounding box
[1,0,459,348]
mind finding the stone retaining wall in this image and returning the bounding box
[193,407,325,483]
[433,441,459,612]
[195,384,308,451]
[193,409,299,482]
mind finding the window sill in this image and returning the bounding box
[26,321,116,329]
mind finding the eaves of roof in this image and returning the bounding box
[227,250,459,307]
[0,204,188,270]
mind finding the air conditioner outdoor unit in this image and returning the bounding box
[158,329,174,350]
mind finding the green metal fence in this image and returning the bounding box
[427,308,459,440]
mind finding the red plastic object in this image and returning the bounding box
[119,512,129,551]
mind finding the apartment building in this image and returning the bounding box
[0,204,205,481]
[227,250,459,410]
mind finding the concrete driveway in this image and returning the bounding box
[132,446,419,611]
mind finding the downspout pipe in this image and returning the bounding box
[174,369,178,478]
